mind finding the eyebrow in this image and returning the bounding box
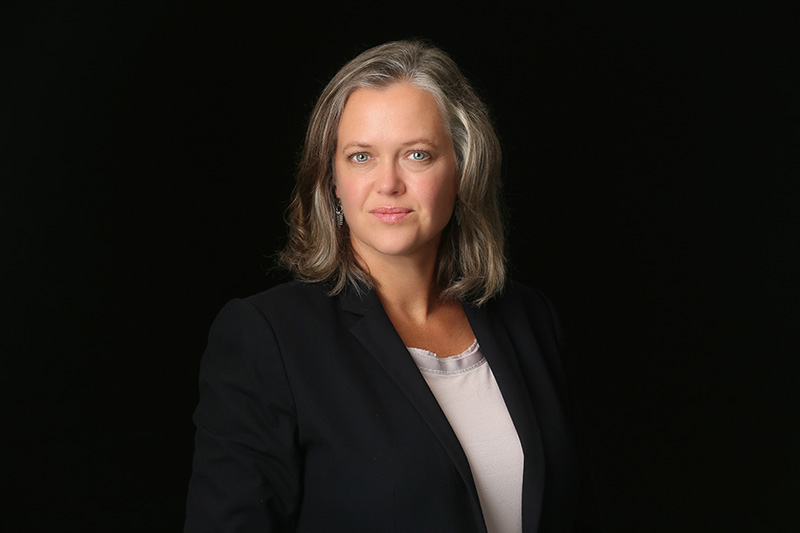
[340,138,439,152]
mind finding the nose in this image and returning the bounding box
[375,161,405,195]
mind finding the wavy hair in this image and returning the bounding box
[278,39,506,305]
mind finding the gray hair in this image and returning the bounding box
[279,39,506,305]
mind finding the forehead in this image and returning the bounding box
[337,83,448,141]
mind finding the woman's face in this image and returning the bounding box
[334,83,458,269]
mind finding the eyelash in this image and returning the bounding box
[348,150,431,163]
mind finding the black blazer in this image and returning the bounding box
[185,281,603,532]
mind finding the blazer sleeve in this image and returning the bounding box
[185,298,302,532]
[538,289,606,532]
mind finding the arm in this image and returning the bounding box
[538,289,606,532]
[185,298,302,532]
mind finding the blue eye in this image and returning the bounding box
[352,153,369,163]
[410,151,428,161]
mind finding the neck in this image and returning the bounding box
[356,250,443,322]
[351,241,473,356]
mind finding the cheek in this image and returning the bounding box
[420,184,457,221]
[427,171,458,208]
[334,176,365,210]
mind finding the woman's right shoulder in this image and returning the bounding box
[216,280,337,326]
[246,280,329,304]
[205,281,337,349]
[247,280,332,308]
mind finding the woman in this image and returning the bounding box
[185,40,602,532]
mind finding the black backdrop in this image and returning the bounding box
[5,2,798,531]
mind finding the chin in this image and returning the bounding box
[373,243,419,257]
[352,235,424,259]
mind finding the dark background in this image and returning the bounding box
[5,2,798,531]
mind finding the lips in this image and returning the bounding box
[370,206,412,223]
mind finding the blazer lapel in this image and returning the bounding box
[464,302,546,532]
[340,288,486,531]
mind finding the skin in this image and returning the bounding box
[334,83,474,357]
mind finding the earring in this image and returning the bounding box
[454,197,463,226]
[335,200,344,227]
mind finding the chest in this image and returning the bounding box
[279,333,486,531]
[387,302,475,357]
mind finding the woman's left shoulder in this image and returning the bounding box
[484,280,566,344]
[491,280,558,316]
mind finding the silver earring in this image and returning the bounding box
[335,200,344,227]
[454,197,463,226]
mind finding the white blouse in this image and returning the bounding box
[407,340,524,533]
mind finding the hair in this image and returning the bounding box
[278,39,506,305]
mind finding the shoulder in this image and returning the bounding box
[484,280,565,344]
[245,280,332,309]
[203,281,341,373]
[231,280,361,335]
[490,280,557,317]
[207,281,333,332]
[225,280,336,325]
[505,280,550,302]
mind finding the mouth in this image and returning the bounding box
[370,207,412,223]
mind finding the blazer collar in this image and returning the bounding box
[340,287,546,532]
[341,287,487,530]
[464,301,546,532]
[338,284,382,315]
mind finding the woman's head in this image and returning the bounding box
[279,39,506,304]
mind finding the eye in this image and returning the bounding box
[351,153,370,163]
[409,151,429,161]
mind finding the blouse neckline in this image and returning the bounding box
[407,339,484,375]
